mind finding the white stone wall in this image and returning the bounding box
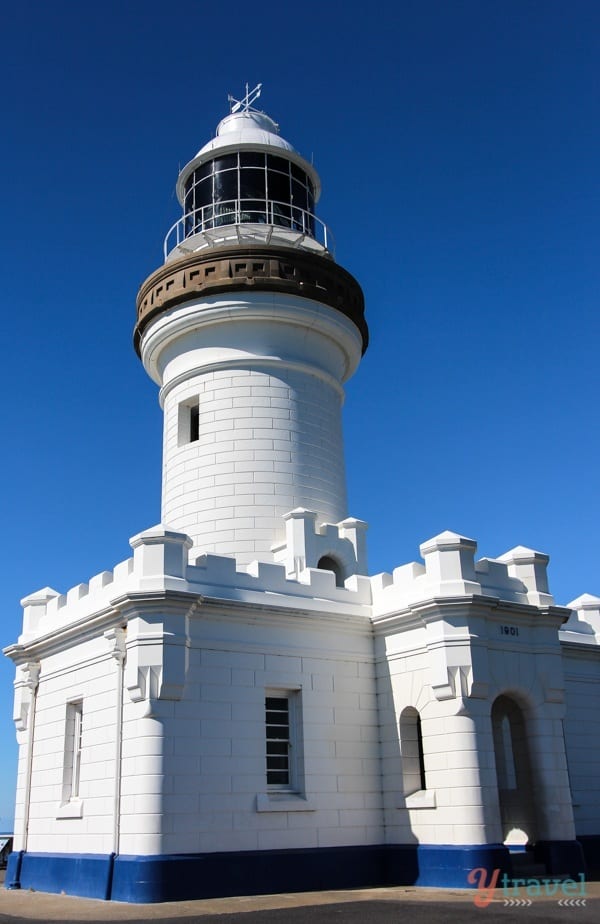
[139,292,363,565]
[9,523,600,866]
[372,530,580,850]
[562,646,600,836]
[15,636,119,856]
[149,622,382,855]
[161,365,347,563]
[10,525,380,858]
[376,623,503,848]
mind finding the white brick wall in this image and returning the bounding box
[9,524,600,866]
[18,637,119,855]
[162,366,347,563]
[562,648,600,836]
[138,292,363,565]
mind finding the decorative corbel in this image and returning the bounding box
[13,661,41,732]
[104,627,127,665]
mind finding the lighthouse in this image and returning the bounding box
[4,88,597,903]
[135,84,368,567]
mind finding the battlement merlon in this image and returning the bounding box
[5,516,375,653]
[371,530,559,616]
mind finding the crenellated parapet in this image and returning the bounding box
[370,530,581,710]
[8,515,374,654]
[14,524,598,652]
[272,507,368,583]
[371,529,556,615]
[561,593,600,644]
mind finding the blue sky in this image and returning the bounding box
[1,0,599,826]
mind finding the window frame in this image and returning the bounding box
[265,688,303,793]
[61,699,83,805]
[400,706,427,797]
[178,398,200,446]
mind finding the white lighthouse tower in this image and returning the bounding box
[5,88,598,904]
[136,84,368,568]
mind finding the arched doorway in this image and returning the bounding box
[491,695,538,847]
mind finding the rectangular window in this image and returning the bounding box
[266,695,291,786]
[178,399,200,445]
[265,689,304,792]
[62,701,83,802]
[265,689,304,793]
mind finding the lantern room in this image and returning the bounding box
[164,85,333,259]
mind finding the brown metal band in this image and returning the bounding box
[134,244,368,355]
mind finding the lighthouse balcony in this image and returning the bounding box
[164,199,334,261]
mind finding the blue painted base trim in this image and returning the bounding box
[575,836,600,879]
[1,841,542,902]
[5,851,115,900]
[111,846,389,902]
[412,844,509,888]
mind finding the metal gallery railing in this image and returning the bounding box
[164,199,334,258]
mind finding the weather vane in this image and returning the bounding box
[228,82,262,114]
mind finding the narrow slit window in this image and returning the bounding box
[62,700,83,803]
[189,403,200,442]
[178,399,200,445]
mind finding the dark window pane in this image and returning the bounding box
[267,170,290,204]
[291,162,307,183]
[190,405,199,442]
[213,202,237,226]
[267,756,288,770]
[191,161,213,183]
[271,202,292,228]
[239,201,267,223]
[291,179,308,210]
[214,170,238,202]
[267,742,289,756]
[267,770,289,784]
[240,168,266,200]
[195,164,208,184]
[240,151,265,167]
[291,206,307,232]
[212,153,237,171]
[267,154,289,173]
[193,176,213,209]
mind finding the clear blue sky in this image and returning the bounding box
[1,0,599,826]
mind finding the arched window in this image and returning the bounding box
[491,695,530,793]
[317,555,344,588]
[400,707,426,796]
[491,694,537,845]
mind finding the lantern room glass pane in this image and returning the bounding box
[193,176,213,209]
[240,151,265,167]
[291,179,308,211]
[267,170,290,204]
[193,161,213,182]
[240,168,266,200]
[291,162,307,182]
[266,154,289,173]
[181,152,318,242]
[212,153,237,171]
[213,170,238,203]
